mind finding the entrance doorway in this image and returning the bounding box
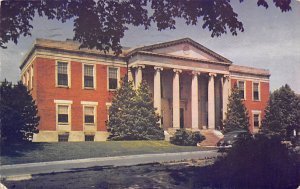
[180,108,184,128]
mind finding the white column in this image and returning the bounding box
[173,69,182,128]
[222,75,230,120]
[191,71,200,129]
[128,68,134,82]
[154,67,163,126]
[135,65,144,88]
[208,73,216,129]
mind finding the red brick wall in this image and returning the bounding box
[231,79,269,132]
[33,57,126,132]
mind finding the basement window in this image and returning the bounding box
[85,135,95,141]
[58,133,69,142]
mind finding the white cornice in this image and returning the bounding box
[230,75,269,82]
[21,51,127,74]
[129,60,230,75]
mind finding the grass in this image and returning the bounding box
[0,141,214,165]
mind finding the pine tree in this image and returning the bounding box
[261,84,300,140]
[0,80,40,142]
[107,77,137,140]
[223,85,250,133]
[134,80,164,140]
[107,78,164,140]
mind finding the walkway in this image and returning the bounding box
[1,150,218,178]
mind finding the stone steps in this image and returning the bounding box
[198,129,223,147]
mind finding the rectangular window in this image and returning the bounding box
[85,135,95,141]
[108,67,118,90]
[253,82,260,101]
[57,62,68,86]
[58,133,69,142]
[84,65,94,88]
[238,81,245,99]
[253,113,260,128]
[84,106,95,124]
[58,105,69,124]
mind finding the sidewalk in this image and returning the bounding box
[1,150,218,179]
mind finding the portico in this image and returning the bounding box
[129,64,230,131]
[126,39,233,131]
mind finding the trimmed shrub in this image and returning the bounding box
[170,129,205,146]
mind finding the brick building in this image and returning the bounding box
[20,38,270,142]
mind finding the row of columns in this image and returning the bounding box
[131,65,230,130]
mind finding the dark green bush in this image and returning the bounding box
[170,129,205,146]
[211,134,299,188]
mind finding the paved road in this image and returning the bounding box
[0,150,218,178]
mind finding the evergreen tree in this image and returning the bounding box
[0,80,39,142]
[261,84,300,140]
[223,85,250,133]
[107,78,164,140]
[134,80,164,140]
[107,78,137,140]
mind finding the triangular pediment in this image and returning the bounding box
[127,38,231,64]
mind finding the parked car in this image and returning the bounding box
[217,130,252,151]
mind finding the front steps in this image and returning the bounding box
[198,129,223,147]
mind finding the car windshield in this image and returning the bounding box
[224,131,247,138]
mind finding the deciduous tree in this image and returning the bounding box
[261,84,300,140]
[0,0,292,54]
[0,80,39,142]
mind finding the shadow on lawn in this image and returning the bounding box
[33,165,115,177]
[1,142,45,157]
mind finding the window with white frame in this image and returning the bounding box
[57,61,69,87]
[253,82,260,101]
[253,113,261,128]
[84,106,96,125]
[238,81,245,99]
[84,64,95,88]
[57,105,70,125]
[108,67,118,90]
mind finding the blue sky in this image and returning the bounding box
[1,0,299,93]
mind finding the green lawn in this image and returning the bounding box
[0,141,214,165]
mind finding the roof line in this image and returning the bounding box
[126,37,232,64]
[131,51,231,65]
